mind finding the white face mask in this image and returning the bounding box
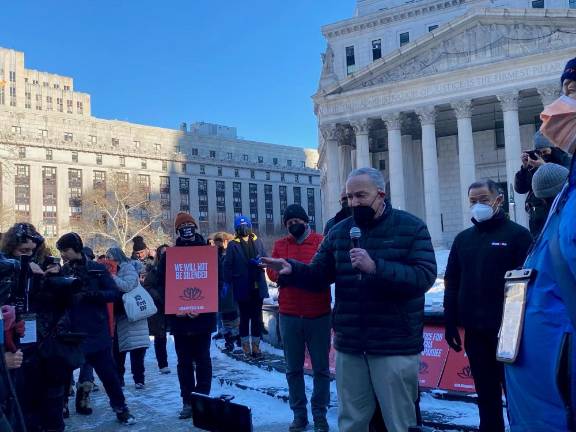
[470,203,494,222]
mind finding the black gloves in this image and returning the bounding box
[445,325,462,352]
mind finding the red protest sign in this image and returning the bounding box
[164,246,218,315]
[419,325,450,388]
[438,328,476,393]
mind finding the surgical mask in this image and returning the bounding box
[288,223,306,238]
[470,203,495,222]
[352,195,381,228]
[540,95,576,154]
[177,225,196,239]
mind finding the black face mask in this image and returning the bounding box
[178,226,196,240]
[237,226,251,237]
[288,223,306,238]
[352,195,380,228]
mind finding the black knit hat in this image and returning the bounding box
[132,235,148,253]
[56,232,84,253]
[283,204,309,226]
[561,57,576,85]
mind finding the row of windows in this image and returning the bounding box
[22,94,83,114]
[345,25,437,75]
[24,78,71,90]
[14,146,315,183]
[9,127,305,167]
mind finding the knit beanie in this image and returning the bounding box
[282,204,310,226]
[132,235,148,253]
[174,212,197,232]
[561,57,576,85]
[534,131,553,151]
[532,163,569,199]
[56,232,83,252]
[234,215,252,229]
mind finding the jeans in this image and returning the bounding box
[238,290,263,339]
[464,328,505,432]
[115,348,147,385]
[279,313,331,421]
[154,334,169,369]
[78,363,94,384]
[336,351,419,432]
[85,348,126,411]
[174,332,213,404]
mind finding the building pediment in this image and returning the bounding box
[323,8,576,96]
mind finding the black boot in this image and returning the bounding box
[224,334,235,352]
[75,381,93,415]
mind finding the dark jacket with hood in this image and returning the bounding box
[282,204,437,356]
[61,256,120,354]
[443,211,532,330]
[157,234,217,335]
[222,234,268,303]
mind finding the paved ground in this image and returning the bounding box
[64,336,482,431]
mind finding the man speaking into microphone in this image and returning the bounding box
[263,167,436,432]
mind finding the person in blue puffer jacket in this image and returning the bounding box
[505,57,576,432]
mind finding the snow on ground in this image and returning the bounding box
[64,334,484,431]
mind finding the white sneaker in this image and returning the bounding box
[159,367,171,374]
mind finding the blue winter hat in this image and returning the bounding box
[534,131,553,151]
[560,57,576,85]
[234,215,252,229]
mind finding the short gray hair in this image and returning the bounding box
[347,167,386,191]
[106,247,129,263]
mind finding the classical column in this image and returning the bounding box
[351,119,371,168]
[416,106,443,247]
[452,100,476,228]
[339,129,353,187]
[383,113,406,210]
[320,124,344,217]
[498,92,527,227]
[538,85,560,107]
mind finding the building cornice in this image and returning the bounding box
[321,0,476,39]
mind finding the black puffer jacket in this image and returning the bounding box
[283,204,437,355]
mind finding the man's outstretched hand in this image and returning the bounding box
[260,257,293,275]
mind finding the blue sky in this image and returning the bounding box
[0,1,355,148]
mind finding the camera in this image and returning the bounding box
[45,256,61,267]
[526,150,541,161]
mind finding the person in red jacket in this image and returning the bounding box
[267,204,331,432]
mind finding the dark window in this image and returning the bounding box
[112,138,119,146]
[216,181,226,228]
[249,183,259,230]
[72,151,78,163]
[15,164,31,218]
[400,32,410,46]
[182,163,187,172]
[179,178,190,211]
[307,188,316,231]
[279,185,288,216]
[218,166,223,177]
[531,0,544,7]
[234,168,240,178]
[495,120,505,149]
[42,166,58,237]
[18,146,26,159]
[93,171,106,190]
[96,154,102,165]
[233,182,242,217]
[46,149,53,160]
[141,159,147,169]
[120,156,126,167]
[272,158,278,166]
[258,156,264,164]
[162,160,168,171]
[68,168,82,219]
[210,150,216,159]
[191,148,198,156]
[372,39,382,61]
[160,177,171,209]
[287,160,292,167]
[265,184,274,234]
[200,165,206,175]
[346,46,356,75]
[308,175,313,184]
[266,171,270,180]
[198,179,209,229]
[281,173,285,182]
[293,187,301,205]
[250,169,255,179]
[379,159,386,171]
[428,25,439,32]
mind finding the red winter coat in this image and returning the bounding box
[267,232,331,318]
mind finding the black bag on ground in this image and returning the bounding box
[190,393,252,432]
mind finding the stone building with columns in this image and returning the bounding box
[314,1,576,247]
[0,47,322,239]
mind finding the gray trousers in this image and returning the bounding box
[279,313,331,421]
[336,351,419,432]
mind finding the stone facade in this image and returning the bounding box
[0,48,322,239]
[315,3,576,247]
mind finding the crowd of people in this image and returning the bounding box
[0,57,574,432]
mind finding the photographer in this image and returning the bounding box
[0,223,71,432]
[56,233,135,425]
[515,131,571,237]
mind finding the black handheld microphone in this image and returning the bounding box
[349,227,362,280]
